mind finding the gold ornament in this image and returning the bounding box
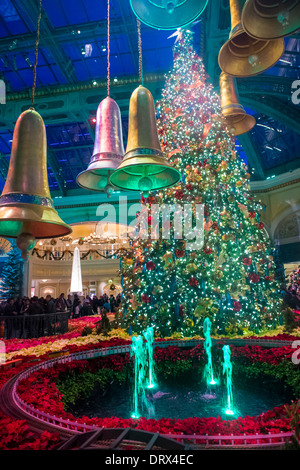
[187,263,197,273]
[162,252,174,269]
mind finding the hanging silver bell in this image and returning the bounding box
[76,96,125,192]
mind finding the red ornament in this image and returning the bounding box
[186,184,193,191]
[256,222,264,230]
[265,276,271,282]
[233,301,242,312]
[242,257,252,266]
[203,246,213,255]
[249,211,256,219]
[141,294,151,303]
[249,273,260,283]
[189,277,199,287]
[175,249,185,258]
[175,190,184,200]
[146,261,156,271]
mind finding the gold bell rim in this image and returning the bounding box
[224,114,256,136]
[0,204,72,239]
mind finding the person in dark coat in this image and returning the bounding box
[28,297,44,338]
[92,296,98,314]
[46,295,56,313]
[109,295,115,313]
[55,293,67,312]
[72,294,81,318]
[3,298,17,339]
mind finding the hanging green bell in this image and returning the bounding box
[109,85,180,192]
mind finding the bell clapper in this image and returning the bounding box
[277,10,289,27]
[164,1,175,14]
[16,233,36,252]
[104,172,114,198]
[16,233,36,259]
[138,167,153,192]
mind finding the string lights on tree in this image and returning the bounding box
[119,29,282,338]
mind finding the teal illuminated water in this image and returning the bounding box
[130,335,147,419]
[222,345,234,415]
[70,373,292,421]
[203,318,216,386]
[143,326,157,390]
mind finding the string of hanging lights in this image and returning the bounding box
[76,0,125,196]
[109,18,180,193]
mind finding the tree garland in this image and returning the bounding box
[31,247,129,261]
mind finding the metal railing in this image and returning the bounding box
[10,342,296,448]
[0,310,69,339]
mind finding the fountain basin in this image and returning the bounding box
[67,370,293,421]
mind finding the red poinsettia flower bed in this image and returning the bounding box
[14,341,299,441]
[0,360,61,450]
[0,337,130,450]
[0,411,60,450]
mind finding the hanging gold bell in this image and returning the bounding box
[241,0,300,40]
[130,0,209,30]
[218,0,284,77]
[76,96,125,195]
[109,85,181,192]
[219,72,256,136]
[0,108,72,257]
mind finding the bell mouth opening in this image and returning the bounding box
[254,0,297,18]
[225,115,256,136]
[242,0,300,40]
[219,30,284,76]
[109,165,180,192]
[0,219,71,239]
[225,112,247,124]
[76,167,118,192]
[229,32,270,57]
[119,164,167,177]
[231,115,249,125]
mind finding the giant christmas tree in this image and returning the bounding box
[0,242,23,300]
[119,30,281,337]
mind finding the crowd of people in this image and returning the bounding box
[54,292,122,318]
[0,292,121,339]
[0,292,121,317]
